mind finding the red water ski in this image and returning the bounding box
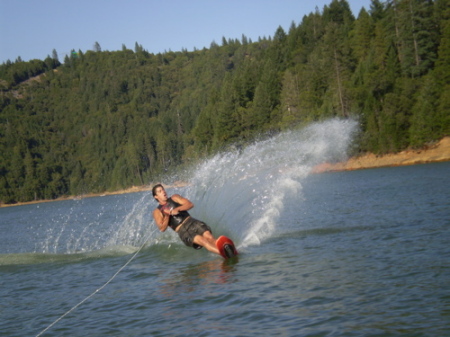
[216,235,238,259]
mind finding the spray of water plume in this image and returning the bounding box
[185,118,358,248]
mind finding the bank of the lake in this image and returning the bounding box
[313,136,450,173]
[2,137,449,208]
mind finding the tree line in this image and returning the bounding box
[0,0,449,204]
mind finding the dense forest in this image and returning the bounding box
[0,0,449,204]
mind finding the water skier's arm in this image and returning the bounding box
[153,208,170,232]
[170,194,194,215]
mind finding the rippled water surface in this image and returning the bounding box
[1,120,449,336]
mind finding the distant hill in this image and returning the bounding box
[1,0,449,204]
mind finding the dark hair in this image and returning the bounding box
[152,184,164,197]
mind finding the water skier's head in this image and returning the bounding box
[152,184,167,203]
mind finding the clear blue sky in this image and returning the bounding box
[0,0,372,64]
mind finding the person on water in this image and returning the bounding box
[152,184,222,255]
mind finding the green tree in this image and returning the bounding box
[387,0,438,77]
[409,74,440,146]
[352,8,375,61]
[94,41,102,52]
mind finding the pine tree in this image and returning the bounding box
[387,0,438,77]
[94,41,102,52]
[352,8,375,61]
[409,74,440,146]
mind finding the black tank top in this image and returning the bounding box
[157,197,190,230]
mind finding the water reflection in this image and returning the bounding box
[159,257,240,300]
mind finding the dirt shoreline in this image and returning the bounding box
[312,136,450,173]
[2,137,449,208]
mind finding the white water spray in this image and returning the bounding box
[185,118,358,248]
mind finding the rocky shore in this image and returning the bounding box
[312,137,450,173]
[2,137,449,207]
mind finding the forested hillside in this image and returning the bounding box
[1,0,449,204]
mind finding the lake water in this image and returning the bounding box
[1,120,449,336]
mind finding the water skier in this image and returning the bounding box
[152,184,238,257]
